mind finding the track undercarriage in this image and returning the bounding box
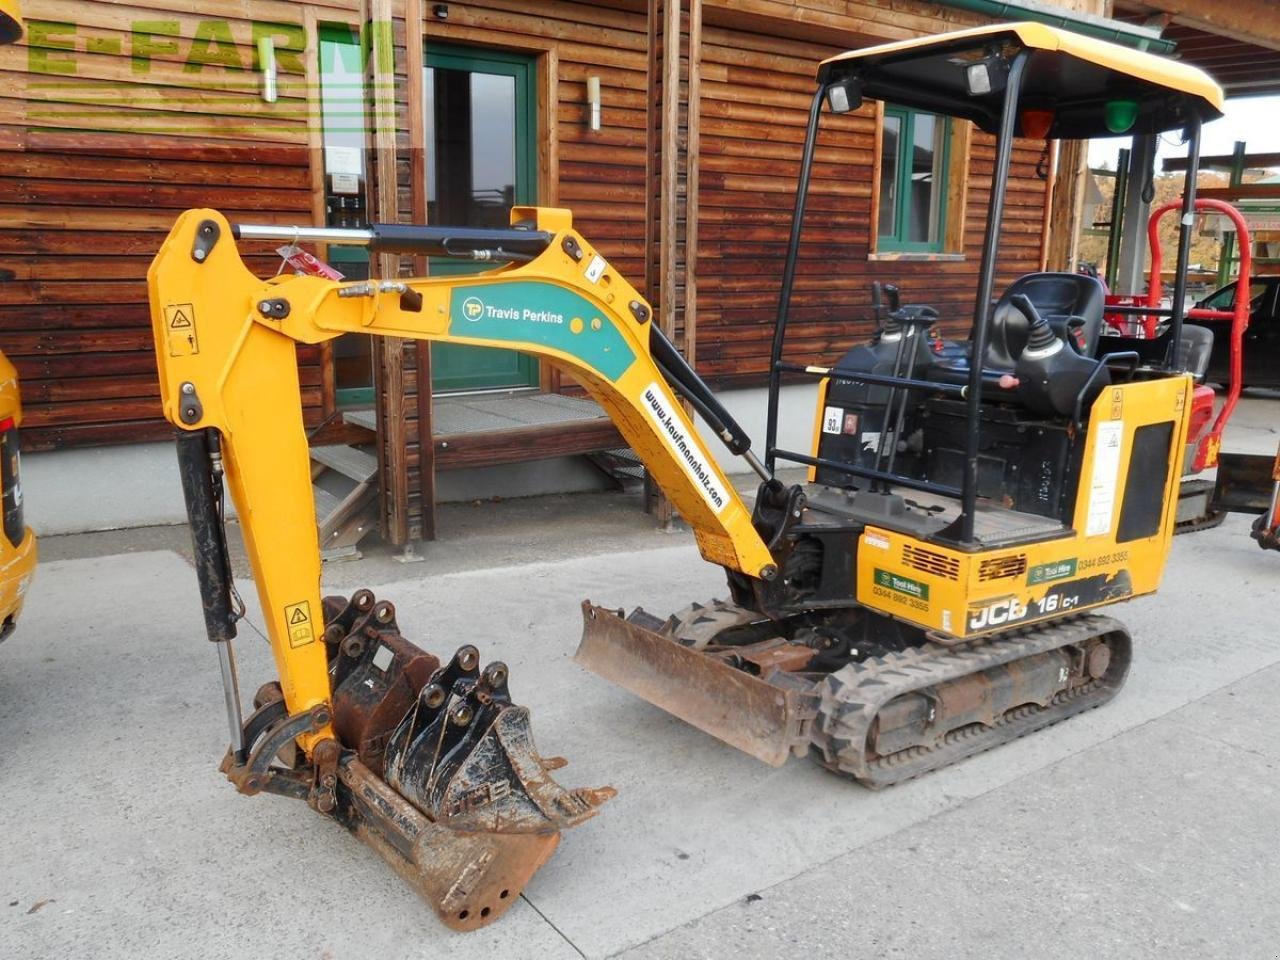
[578,598,1131,786]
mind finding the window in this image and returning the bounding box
[319,24,373,406]
[319,25,368,229]
[878,106,950,253]
[1202,280,1268,312]
[424,45,540,392]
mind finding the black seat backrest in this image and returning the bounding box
[1177,323,1214,381]
[987,272,1107,370]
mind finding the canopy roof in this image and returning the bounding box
[818,22,1224,140]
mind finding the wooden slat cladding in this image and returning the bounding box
[0,0,353,450]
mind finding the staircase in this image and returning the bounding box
[310,426,379,560]
[588,445,646,490]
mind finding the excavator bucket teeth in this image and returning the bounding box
[312,595,612,929]
[576,601,818,767]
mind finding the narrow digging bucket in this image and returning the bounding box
[339,758,562,931]
[315,591,614,931]
[575,602,817,767]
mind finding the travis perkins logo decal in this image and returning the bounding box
[640,382,728,514]
[461,295,564,325]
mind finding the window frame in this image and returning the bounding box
[876,104,952,254]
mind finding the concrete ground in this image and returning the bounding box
[2,396,1277,959]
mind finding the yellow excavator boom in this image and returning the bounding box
[148,206,775,727]
[147,205,782,929]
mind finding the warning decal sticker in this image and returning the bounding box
[1086,420,1124,536]
[284,601,315,648]
[165,303,199,357]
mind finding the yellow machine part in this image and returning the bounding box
[147,207,776,743]
[855,375,1193,639]
[0,350,37,634]
[0,0,22,45]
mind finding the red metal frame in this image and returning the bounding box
[1151,199,1251,470]
[1107,199,1252,471]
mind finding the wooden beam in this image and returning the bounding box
[1164,152,1280,173]
[1198,184,1280,202]
[684,0,702,369]
[1123,0,1280,51]
[405,0,436,543]
[369,0,409,546]
[434,419,627,471]
[1045,138,1088,272]
[660,0,680,351]
[1039,139,1058,271]
[943,119,972,255]
[303,7,336,422]
[538,47,563,395]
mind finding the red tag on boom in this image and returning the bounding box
[276,244,345,281]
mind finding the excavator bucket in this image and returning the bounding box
[575,602,818,767]
[232,591,613,931]
[1213,451,1277,514]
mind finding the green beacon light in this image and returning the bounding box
[1104,99,1140,134]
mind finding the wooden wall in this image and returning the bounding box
[0,0,356,449]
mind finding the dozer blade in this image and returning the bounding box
[576,602,818,767]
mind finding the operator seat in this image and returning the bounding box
[1176,324,1214,381]
[986,272,1107,369]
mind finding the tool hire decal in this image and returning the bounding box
[640,381,729,515]
[966,570,1133,633]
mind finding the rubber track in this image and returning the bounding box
[1175,478,1227,535]
[1175,508,1227,534]
[809,613,1133,788]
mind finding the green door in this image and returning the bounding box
[425,46,539,392]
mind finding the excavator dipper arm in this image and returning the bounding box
[147,207,777,928]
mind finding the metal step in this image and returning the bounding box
[311,444,378,483]
[310,434,380,559]
[587,446,645,489]
[313,485,343,521]
[343,408,376,431]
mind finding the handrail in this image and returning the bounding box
[769,448,963,499]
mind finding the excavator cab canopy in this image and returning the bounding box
[817,22,1223,140]
[768,23,1226,544]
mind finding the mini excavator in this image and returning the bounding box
[0,0,37,647]
[149,23,1224,930]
